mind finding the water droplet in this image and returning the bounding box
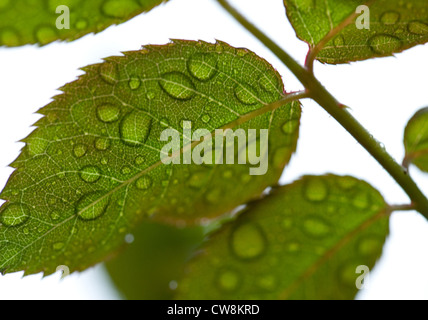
[50,212,60,221]
[75,18,88,30]
[222,170,233,179]
[380,11,400,25]
[53,242,64,251]
[0,28,20,46]
[169,280,178,290]
[135,156,145,165]
[303,178,328,202]
[282,119,299,135]
[352,191,370,209]
[0,204,30,227]
[358,236,384,256]
[302,216,331,238]
[258,75,278,93]
[146,91,155,100]
[101,157,108,165]
[121,166,131,175]
[96,104,120,123]
[79,166,101,183]
[201,114,211,124]
[282,217,293,230]
[76,191,109,221]
[333,35,345,47]
[258,274,277,291]
[95,137,111,151]
[101,0,139,18]
[231,223,266,260]
[99,62,119,84]
[188,171,208,189]
[234,84,258,105]
[120,111,152,146]
[408,21,428,35]
[35,26,57,45]
[27,135,48,156]
[136,176,152,190]
[128,77,141,90]
[369,34,402,55]
[339,262,359,287]
[216,269,240,292]
[205,189,221,204]
[287,242,300,253]
[336,176,357,190]
[159,72,196,100]
[187,53,218,81]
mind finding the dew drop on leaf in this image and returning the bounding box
[380,11,400,25]
[97,104,121,123]
[79,166,101,183]
[368,34,402,55]
[95,137,111,151]
[303,178,328,202]
[159,72,196,100]
[231,223,266,260]
[120,111,152,146]
[234,84,258,105]
[99,62,119,84]
[187,53,218,81]
[76,191,110,221]
[0,204,30,227]
[408,21,428,35]
[302,216,331,239]
[136,176,152,190]
[216,269,240,292]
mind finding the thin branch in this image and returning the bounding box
[217,0,428,217]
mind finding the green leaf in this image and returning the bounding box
[284,0,428,64]
[176,175,390,300]
[0,40,301,275]
[0,0,168,47]
[106,221,205,300]
[404,107,428,172]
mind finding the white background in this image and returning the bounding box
[0,0,428,300]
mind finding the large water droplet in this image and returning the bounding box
[35,26,58,45]
[102,0,139,18]
[231,223,266,260]
[120,111,152,146]
[188,171,209,189]
[53,242,64,251]
[282,119,299,135]
[136,176,152,190]
[408,21,428,35]
[333,35,345,47]
[216,269,240,292]
[76,191,110,221]
[352,191,370,209]
[302,216,331,239]
[27,135,49,156]
[97,104,120,123]
[258,75,278,93]
[188,53,218,81]
[369,34,402,55]
[99,62,119,84]
[234,84,259,105]
[0,28,20,46]
[73,144,87,158]
[303,178,328,202]
[0,204,30,227]
[80,166,101,183]
[358,236,384,256]
[159,72,195,100]
[95,137,111,151]
[380,11,400,25]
